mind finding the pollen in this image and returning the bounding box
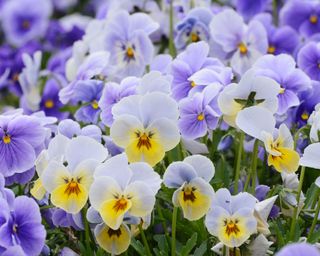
[126,47,134,58]
[310,15,318,24]
[113,197,128,213]
[279,87,285,94]
[190,81,196,87]
[224,219,240,237]
[45,99,54,109]
[301,112,309,120]
[197,113,205,121]
[238,42,248,55]
[64,179,81,196]
[2,135,11,144]
[91,100,99,109]
[267,45,276,54]
[191,32,200,42]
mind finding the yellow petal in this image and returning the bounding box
[268,147,300,173]
[100,198,132,230]
[51,183,88,214]
[219,216,248,248]
[177,187,211,221]
[30,178,46,201]
[96,224,131,255]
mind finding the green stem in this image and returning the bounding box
[234,132,245,194]
[169,0,176,57]
[308,195,320,242]
[289,166,305,241]
[250,139,259,195]
[157,204,169,236]
[81,206,92,251]
[273,0,278,26]
[171,207,178,256]
[138,223,152,256]
[311,189,320,209]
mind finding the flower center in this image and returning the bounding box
[107,227,122,238]
[182,185,196,202]
[91,100,99,109]
[126,47,134,58]
[279,87,285,94]
[238,42,248,55]
[2,135,11,144]
[12,73,19,82]
[64,178,81,196]
[12,224,18,233]
[301,112,309,120]
[197,113,205,121]
[224,219,240,236]
[190,32,200,42]
[310,15,318,24]
[45,99,54,109]
[113,197,128,213]
[267,45,276,54]
[22,20,30,30]
[190,81,196,87]
[135,131,153,150]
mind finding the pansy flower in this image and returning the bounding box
[110,92,180,166]
[297,41,320,81]
[163,155,215,220]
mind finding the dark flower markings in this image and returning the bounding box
[63,177,82,196]
[182,186,197,202]
[135,131,154,150]
[224,219,240,236]
[107,227,122,238]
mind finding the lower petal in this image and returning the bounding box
[268,147,300,173]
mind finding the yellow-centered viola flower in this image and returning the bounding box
[110,92,180,166]
[236,106,300,173]
[164,155,215,221]
[89,153,161,230]
[205,188,257,248]
[41,136,108,213]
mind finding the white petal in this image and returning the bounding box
[137,71,171,95]
[300,143,320,169]
[236,106,275,140]
[277,124,294,149]
[163,162,197,188]
[112,95,142,120]
[183,155,215,182]
[41,161,71,192]
[48,134,70,160]
[255,195,278,221]
[181,138,209,154]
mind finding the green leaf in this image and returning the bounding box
[308,229,320,243]
[181,233,197,256]
[131,238,146,256]
[154,234,170,254]
[193,240,207,256]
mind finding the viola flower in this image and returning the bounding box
[104,10,159,79]
[170,41,226,100]
[0,113,46,177]
[280,0,320,38]
[276,243,320,256]
[89,153,161,230]
[235,0,270,21]
[0,196,46,255]
[1,0,52,46]
[218,69,280,126]
[40,136,108,213]
[209,9,268,75]
[178,85,221,140]
[297,41,320,80]
[163,155,215,220]
[236,106,300,173]
[205,188,257,248]
[174,7,213,50]
[253,54,311,114]
[110,92,180,166]
[254,13,299,55]
[99,77,139,127]
[73,80,104,124]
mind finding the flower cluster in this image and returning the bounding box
[0,0,320,255]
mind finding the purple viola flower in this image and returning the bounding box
[1,0,52,46]
[235,0,270,21]
[170,41,224,101]
[99,76,138,127]
[73,80,104,124]
[0,113,46,177]
[276,243,320,256]
[178,85,221,140]
[175,7,213,50]
[297,41,320,80]
[104,10,159,79]
[0,196,46,256]
[280,0,320,38]
[253,54,311,114]
[5,168,36,186]
[254,13,299,55]
[52,208,83,230]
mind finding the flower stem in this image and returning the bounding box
[308,195,320,242]
[250,139,259,195]
[169,0,176,58]
[171,207,178,256]
[138,223,152,256]
[289,166,305,241]
[234,132,245,194]
[81,206,92,251]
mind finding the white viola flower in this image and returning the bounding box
[248,234,273,256]
[19,51,42,111]
[163,155,215,221]
[136,71,172,95]
[308,103,320,142]
[236,106,300,173]
[110,92,180,166]
[218,69,280,127]
[89,153,161,230]
[41,136,109,214]
[31,134,70,200]
[205,188,257,248]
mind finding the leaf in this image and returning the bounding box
[194,240,207,256]
[154,234,170,254]
[181,233,197,256]
[308,229,320,243]
[131,238,146,256]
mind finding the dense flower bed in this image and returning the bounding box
[0,0,320,255]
